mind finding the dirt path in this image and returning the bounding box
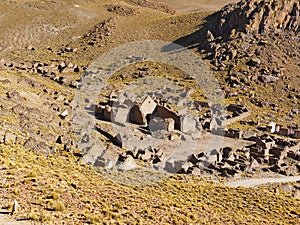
[152,0,239,13]
[226,176,300,188]
[0,215,33,225]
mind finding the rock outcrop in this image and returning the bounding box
[214,0,299,38]
[201,0,300,96]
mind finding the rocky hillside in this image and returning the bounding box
[195,0,300,127]
[213,0,299,37]
[204,0,299,69]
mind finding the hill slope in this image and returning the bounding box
[0,0,300,224]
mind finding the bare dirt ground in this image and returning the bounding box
[152,0,239,13]
[226,176,300,188]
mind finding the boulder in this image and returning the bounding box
[117,155,137,171]
[58,61,66,72]
[259,75,279,84]
[248,58,261,67]
[180,162,193,173]
[294,190,300,200]
[164,158,185,173]
[191,167,201,176]
[82,144,104,165]
[138,149,153,162]
[4,132,16,144]
[59,110,68,119]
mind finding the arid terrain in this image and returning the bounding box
[0,0,300,224]
[153,0,240,13]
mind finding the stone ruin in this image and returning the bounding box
[175,134,300,177]
[248,135,300,175]
[92,94,202,171]
[200,103,249,136]
[96,95,199,134]
[264,122,300,139]
[91,93,300,177]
